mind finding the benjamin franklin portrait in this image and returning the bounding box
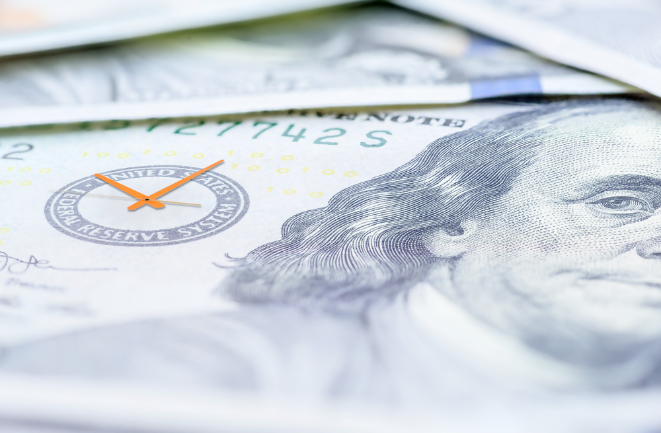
[3,98,661,402]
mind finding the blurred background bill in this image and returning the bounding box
[0,5,638,128]
[0,0,361,58]
[393,0,661,98]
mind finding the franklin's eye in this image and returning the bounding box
[588,196,653,215]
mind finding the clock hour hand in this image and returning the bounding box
[127,159,224,211]
[94,174,165,209]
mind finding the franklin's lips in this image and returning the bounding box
[570,276,661,307]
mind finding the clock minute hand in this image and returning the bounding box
[127,159,225,211]
[94,174,165,209]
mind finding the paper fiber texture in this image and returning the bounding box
[0,6,636,129]
[1,98,661,431]
[0,0,359,57]
[395,0,661,97]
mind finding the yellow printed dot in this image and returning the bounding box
[0,240,3,245]
[0,180,11,185]
[193,153,205,159]
[20,167,31,172]
[97,152,109,158]
[251,153,263,158]
[39,168,51,173]
[310,192,323,198]
[322,169,335,175]
[117,153,129,158]
[281,155,294,161]
[344,171,357,177]
[276,168,289,174]
[20,181,32,186]
[0,228,9,233]
[165,151,177,156]
[283,189,296,195]
[247,165,260,171]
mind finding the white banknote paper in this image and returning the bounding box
[394,0,661,97]
[0,0,360,57]
[2,98,661,431]
[0,6,636,129]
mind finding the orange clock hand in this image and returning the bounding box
[94,174,165,209]
[127,159,225,211]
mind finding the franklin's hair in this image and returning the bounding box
[220,99,659,313]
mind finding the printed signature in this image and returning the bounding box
[0,251,116,274]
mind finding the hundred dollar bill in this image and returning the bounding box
[0,0,360,57]
[0,6,637,129]
[393,0,661,98]
[1,97,661,431]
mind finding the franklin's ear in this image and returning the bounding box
[424,220,478,258]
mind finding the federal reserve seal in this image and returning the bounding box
[45,165,249,247]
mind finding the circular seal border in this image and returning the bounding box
[45,165,250,247]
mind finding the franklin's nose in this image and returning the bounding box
[637,237,661,259]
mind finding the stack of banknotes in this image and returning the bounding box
[1,1,661,432]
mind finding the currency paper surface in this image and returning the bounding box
[0,6,637,129]
[1,98,661,431]
[0,0,359,57]
[394,0,661,98]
